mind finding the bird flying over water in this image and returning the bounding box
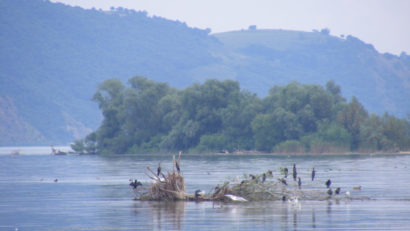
[311,168,316,181]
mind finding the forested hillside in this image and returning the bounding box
[0,0,218,145]
[1,0,409,145]
[71,77,410,154]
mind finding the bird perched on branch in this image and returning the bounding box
[175,151,182,174]
[157,163,161,177]
[279,178,287,186]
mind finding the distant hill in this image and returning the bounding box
[212,29,410,116]
[0,0,219,145]
[1,0,409,145]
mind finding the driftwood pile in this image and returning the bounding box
[130,154,355,202]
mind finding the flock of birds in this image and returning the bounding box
[129,160,353,200]
[276,164,346,198]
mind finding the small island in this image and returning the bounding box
[71,77,410,155]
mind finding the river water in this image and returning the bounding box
[1,148,410,230]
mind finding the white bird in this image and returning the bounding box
[224,194,248,202]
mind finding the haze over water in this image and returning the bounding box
[1,148,410,230]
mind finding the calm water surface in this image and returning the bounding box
[1,148,410,230]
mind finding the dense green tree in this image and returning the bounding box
[359,114,393,151]
[75,77,410,154]
[338,97,368,150]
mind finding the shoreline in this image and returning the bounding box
[1,145,409,156]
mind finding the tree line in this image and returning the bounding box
[71,77,410,154]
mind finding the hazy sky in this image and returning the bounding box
[52,0,410,55]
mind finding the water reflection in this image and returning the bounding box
[2,153,410,230]
[311,208,316,228]
[130,199,353,231]
[133,201,186,231]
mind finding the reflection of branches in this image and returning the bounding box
[149,201,186,231]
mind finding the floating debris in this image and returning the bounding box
[353,186,362,190]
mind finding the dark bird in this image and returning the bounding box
[195,189,205,199]
[293,164,297,181]
[250,174,256,180]
[262,173,266,183]
[335,187,341,195]
[175,160,180,174]
[311,168,316,181]
[213,186,222,196]
[130,179,142,189]
[267,170,273,177]
[325,179,332,188]
[327,188,333,196]
[284,168,288,178]
[280,178,287,186]
[157,163,162,177]
[298,177,302,189]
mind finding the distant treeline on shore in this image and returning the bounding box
[71,77,410,154]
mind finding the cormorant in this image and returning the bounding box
[130,179,142,189]
[335,187,341,195]
[280,178,287,186]
[311,168,316,181]
[250,174,256,180]
[157,163,161,177]
[262,173,266,183]
[195,189,205,199]
[298,177,302,189]
[293,164,297,181]
[325,179,332,188]
[284,168,288,178]
[327,188,333,196]
[175,160,180,173]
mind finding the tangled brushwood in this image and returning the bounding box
[130,155,364,202]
